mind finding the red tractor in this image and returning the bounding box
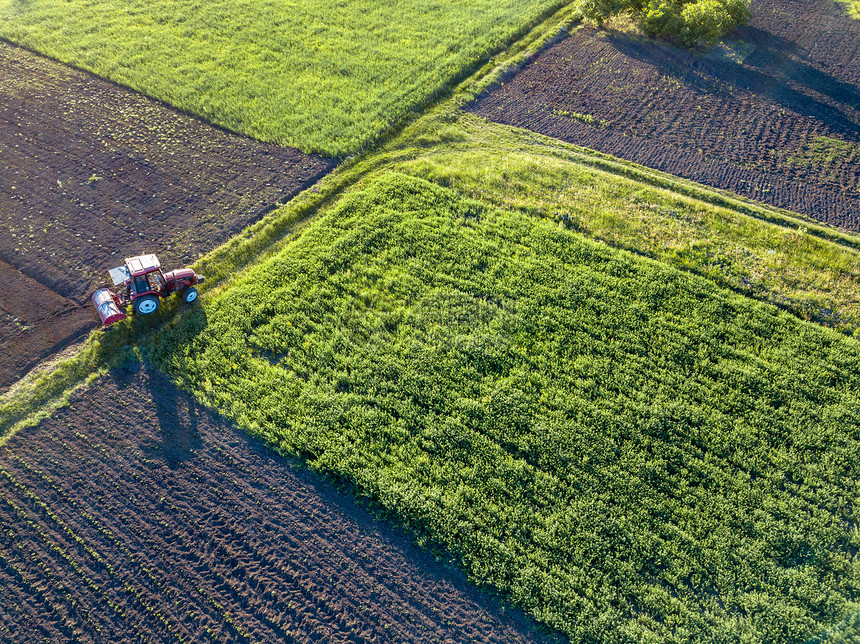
[91,254,204,326]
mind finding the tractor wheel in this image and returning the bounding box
[133,295,160,315]
[182,287,199,304]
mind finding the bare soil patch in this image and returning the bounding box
[0,41,335,389]
[0,260,93,391]
[468,0,860,230]
[0,362,556,643]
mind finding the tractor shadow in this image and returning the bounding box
[148,367,203,470]
[140,304,209,469]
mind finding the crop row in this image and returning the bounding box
[151,172,860,644]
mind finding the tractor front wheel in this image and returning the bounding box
[133,295,160,315]
[182,287,199,304]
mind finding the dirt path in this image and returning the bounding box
[0,41,336,389]
[0,363,557,643]
[468,0,860,229]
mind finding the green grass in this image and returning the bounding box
[3,7,860,641]
[0,0,569,156]
[149,171,860,644]
[0,329,134,446]
[785,136,860,181]
[371,110,860,335]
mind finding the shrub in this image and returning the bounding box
[680,0,751,46]
[679,0,729,45]
[581,0,751,47]
[639,0,685,41]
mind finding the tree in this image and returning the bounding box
[579,0,752,47]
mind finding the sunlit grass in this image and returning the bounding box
[385,112,860,335]
[151,171,860,644]
[0,0,567,156]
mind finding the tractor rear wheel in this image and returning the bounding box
[182,287,199,304]
[133,295,160,315]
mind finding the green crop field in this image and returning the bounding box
[385,112,860,336]
[0,0,568,156]
[149,172,860,644]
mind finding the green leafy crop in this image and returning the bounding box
[151,172,860,643]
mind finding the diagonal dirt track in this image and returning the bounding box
[0,363,557,643]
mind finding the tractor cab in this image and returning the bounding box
[112,254,168,298]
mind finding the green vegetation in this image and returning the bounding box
[150,172,860,644]
[579,0,751,46]
[0,332,132,445]
[383,112,860,335]
[835,0,860,19]
[0,0,569,156]
[785,136,860,183]
[808,612,860,644]
[188,104,860,339]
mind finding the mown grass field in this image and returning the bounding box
[0,0,568,156]
[149,171,860,644]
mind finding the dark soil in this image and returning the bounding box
[0,260,93,391]
[0,41,336,389]
[0,362,558,644]
[468,0,860,230]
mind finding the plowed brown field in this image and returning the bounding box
[0,363,554,643]
[0,260,93,390]
[469,0,860,230]
[0,41,335,390]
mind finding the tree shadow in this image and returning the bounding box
[739,26,860,112]
[604,27,860,139]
